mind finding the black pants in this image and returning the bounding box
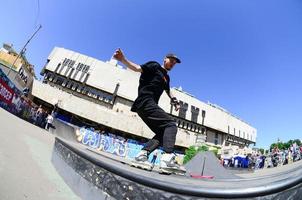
[137,102,177,154]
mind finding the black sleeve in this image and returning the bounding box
[165,76,171,92]
[140,61,160,75]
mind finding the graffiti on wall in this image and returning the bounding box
[75,127,167,165]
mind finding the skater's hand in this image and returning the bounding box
[171,97,180,111]
[174,103,180,111]
[113,48,125,62]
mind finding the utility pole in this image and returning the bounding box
[7,24,42,77]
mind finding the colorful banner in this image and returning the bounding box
[0,78,14,104]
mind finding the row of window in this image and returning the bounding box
[178,100,206,124]
[174,117,205,134]
[61,58,91,74]
[226,135,250,145]
[44,72,114,104]
[228,125,253,141]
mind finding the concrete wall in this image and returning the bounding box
[32,80,196,148]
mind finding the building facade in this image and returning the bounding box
[0,43,36,91]
[31,47,257,150]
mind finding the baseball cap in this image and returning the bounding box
[166,53,181,63]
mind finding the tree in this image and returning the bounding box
[183,145,209,164]
[293,139,301,146]
[259,148,265,155]
[269,139,301,151]
[270,143,277,151]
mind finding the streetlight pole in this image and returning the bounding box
[7,24,42,77]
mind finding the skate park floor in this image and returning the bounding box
[0,108,80,200]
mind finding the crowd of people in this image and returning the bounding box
[0,67,56,131]
[1,94,56,131]
[221,144,302,170]
[257,145,302,169]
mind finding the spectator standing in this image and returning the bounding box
[45,112,54,131]
[40,110,48,128]
[35,105,43,127]
[10,94,19,114]
[150,149,160,168]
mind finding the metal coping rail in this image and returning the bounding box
[55,137,302,198]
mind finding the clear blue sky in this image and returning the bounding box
[1,0,302,149]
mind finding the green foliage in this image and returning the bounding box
[259,148,265,155]
[183,145,209,164]
[293,139,301,146]
[183,146,197,164]
[269,139,301,151]
[210,148,218,156]
[197,145,209,152]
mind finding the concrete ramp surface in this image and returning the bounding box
[184,151,239,179]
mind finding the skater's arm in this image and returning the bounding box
[113,48,142,72]
[166,89,180,111]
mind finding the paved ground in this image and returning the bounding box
[0,108,80,200]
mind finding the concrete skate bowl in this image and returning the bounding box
[52,136,302,200]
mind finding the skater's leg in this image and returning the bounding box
[135,104,179,172]
[137,104,174,153]
[159,125,186,174]
[137,111,164,154]
[162,125,177,153]
[142,134,162,153]
[134,136,160,163]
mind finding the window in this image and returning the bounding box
[66,81,73,88]
[191,105,199,123]
[83,73,90,83]
[76,63,84,71]
[82,87,88,94]
[68,68,75,78]
[54,63,61,73]
[178,100,188,119]
[71,83,78,91]
[82,65,90,73]
[62,80,68,87]
[215,133,219,145]
[56,76,65,85]
[77,86,83,93]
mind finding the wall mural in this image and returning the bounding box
[75,127,174,165]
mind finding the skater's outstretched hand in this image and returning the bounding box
[174,103,180,111]
[113,48,142,72]
[171,97,180,111]
[113,48,125,62]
